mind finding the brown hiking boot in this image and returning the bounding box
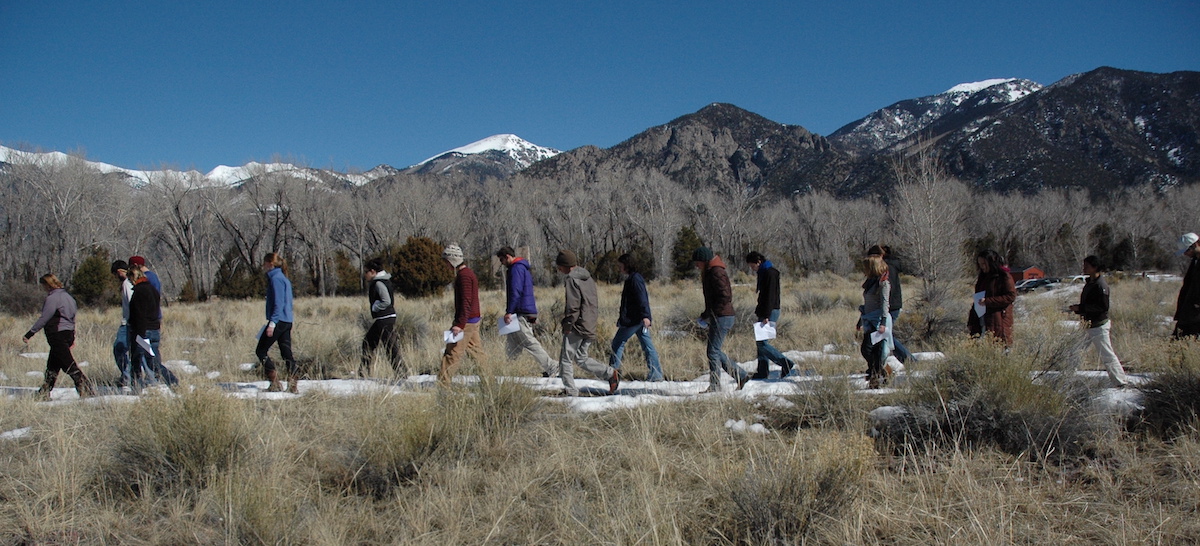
[608,369,619,395]
[286,375,299,394]
[266,369,283,392]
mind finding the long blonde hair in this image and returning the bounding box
[862,255,889,279]
[38,274,63,289]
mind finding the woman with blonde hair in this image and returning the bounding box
[858,255,892,389]
[257,253,297,393]
[23,274,94,399]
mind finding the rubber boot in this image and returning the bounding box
[266,369,283,392]
[36,370,57,401]
[69,369,95,398]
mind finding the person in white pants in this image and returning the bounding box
[1069,255,1130,387]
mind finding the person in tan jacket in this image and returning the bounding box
[555,250,619,396]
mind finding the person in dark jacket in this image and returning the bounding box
[1173,232,1200,339]
[439,244,484,386]
[496,246,556,377]
[24,274,93,400]
[745,251,796,379]
[360,258,402,376]
[867,245,916,364]
[609,254,663,381]
[257,253,298,393]
[858,255,892,389]
[127,264,178,392]
[555,250,619,396]
[1069,255,1130,387]
[968,249,1017,346]
[694,247,748,393]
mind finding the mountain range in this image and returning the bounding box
[2,66,1196,196]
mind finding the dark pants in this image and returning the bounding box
[362,317,402,372]
[1174,321,1200,340]
[859,317,888,381]
[44,330,89,392]
[130,329,178,389]
[256,321,297,376]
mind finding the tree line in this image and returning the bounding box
[1,147,1193,306]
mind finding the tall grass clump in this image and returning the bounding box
[880,343,1102,462]
[317,393,439,499]
[1136,342,1200,439]
[100,388,250,498]
[770,377,867,431]
[713,431,872,543]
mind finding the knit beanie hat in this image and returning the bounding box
[111,260,128,275]
[555,250,578,268]
[442,244,464,267]
[691,246,714,263]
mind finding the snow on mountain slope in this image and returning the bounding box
[416,134,560,169]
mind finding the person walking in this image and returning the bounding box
[257,253,298,393]
[745,251,796,379]
[127,264,178,392]
[110,259,135,388]
[858,255,892,389]
[555,250,619,396]
[1069,255,1130,387]
[438,244,484,386]
[496,246,556,377]
[694,247,749,393]
[968,249,1017,346]
[1173,232,1200,339]
[24,274,93,400]
[609,254,663,381]
[360,258,402,376]
[867,245,916,364]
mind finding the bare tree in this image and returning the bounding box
[888,147,969,302]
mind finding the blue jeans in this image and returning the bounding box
[130,329,178,389]
[755,309,793,376]
[889,309,916,363]
[707,315,745,389]
[113,324,131,386]
[610,323,663,381]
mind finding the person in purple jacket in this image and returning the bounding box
[24,274,94,399]
[496,246,556,377]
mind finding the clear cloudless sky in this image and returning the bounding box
[2,0,1197,173]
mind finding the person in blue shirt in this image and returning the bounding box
[609,254,663,381]
[257,253,297,393]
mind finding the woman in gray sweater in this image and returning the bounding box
[858,255,892,389]
[23,274,93,399]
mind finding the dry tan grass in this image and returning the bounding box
[1,274,1198,543]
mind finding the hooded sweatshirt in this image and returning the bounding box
[368,271,397,320]
[562,266,599,341]
[700,256,735,319]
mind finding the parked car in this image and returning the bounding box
[1017,277,1061,293]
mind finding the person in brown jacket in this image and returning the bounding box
[694,246,749,393]
[438,244,484,386]
[968,249,1017,346]
[555,250,619,396]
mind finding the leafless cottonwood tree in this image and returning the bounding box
[888,147,969,303]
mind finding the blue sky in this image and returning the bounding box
[2,0,1197,173]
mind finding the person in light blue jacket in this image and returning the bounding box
[256,253,297,393]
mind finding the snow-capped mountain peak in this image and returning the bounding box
[945,78,1018,94]
[416,134,560,169]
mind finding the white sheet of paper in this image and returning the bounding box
[498,316,521,336]
[870,331,885,345]
[973,291,986,318]
[443,330,464,344]
[753,321,777,341]
[135,335,155,357]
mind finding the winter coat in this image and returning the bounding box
[618,272,652,327]
[25,288,77,338]
[368,271,397,320]
[504,258,538,316]
[885,258,903,312]
[561,267,599,341]
[968,271,1016,344]
[754,261,782,321]
[129,278,162,336]
[701,256,735,319]
[452,266,482,329]
[1175,257,1200,324]
[264,266,294,324]
[1076,275,1111,328]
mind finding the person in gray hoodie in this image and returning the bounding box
[360,258,402,376]
[24,274,93,399]
[555,250,619,396]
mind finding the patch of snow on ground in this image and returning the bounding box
[725,419,768,434]
[20,353,48,359]
[0,427,32,440]
[25,371,42,377]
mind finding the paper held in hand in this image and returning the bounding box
[973,291,986,319]
[753,321,777,341]
[443,330,464,344]
[135,335,155,357]
[869,330,886,345]
[498,316,521,336]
